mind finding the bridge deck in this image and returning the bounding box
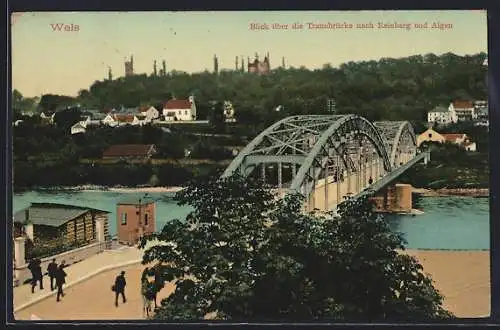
[348,151,428,203]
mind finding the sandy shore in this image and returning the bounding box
[412,187,489,197]
[14,250,490,320]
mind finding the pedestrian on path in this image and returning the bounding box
[47,258,58,291]
[113,270,127,307]
[28,258,43,293]
[55,261,67,302]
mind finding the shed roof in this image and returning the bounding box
[13,203,109,227]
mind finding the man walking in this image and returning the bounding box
[29,258,43,293]
[55,261,67,302]
[47,258,58,291]
[113,270,127,307]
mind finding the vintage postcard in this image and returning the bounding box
[11,10,490,321]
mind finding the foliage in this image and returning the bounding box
[54,107,84,132]
[140,174,452,321]
[25,237,88,260]
[12,90,39,116]
[400,144,489,189]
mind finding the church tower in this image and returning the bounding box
[124,55,134,76]
[108,66,113,80]
[153,60,157,76]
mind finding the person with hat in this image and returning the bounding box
[113,270,127,307]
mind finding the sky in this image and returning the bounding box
[11,10,487,97]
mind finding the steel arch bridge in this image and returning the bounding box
[221,115,422,211]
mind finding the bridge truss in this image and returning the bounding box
[222,115,418,207]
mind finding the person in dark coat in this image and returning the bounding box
[47,258,58,291]
[114,270,127,307]
[29,258,43,293]
[55,261,67,302]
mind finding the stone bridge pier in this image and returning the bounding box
[370,183,413,213]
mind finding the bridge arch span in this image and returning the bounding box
[288,115,392,197]
[390,121,417,167]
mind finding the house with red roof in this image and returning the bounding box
[449,100,477,121]
[162,96,197,121]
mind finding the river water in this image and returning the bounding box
[12,190,490,250]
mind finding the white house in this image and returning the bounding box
[427,106,457,125]
[163,96,197,121]
[71,122,86,135]
[140,106,160,121]
[40,112,56,124]
[102,114,118,127]
[449,100,476,121]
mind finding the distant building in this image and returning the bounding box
[102,144,157,161]
[116,196,156,245]
[113,114,141,126]
[247,52,270,74]
[163,96,197,121]
[427,106,457,125]
[139,106,160,121]
[13,203,110,245]
[417,128,477,151]
[71,122,86,135]
[40,112,56,124]
[416,128,445,146]
[223,101,235,119]
[125,55,134,77]
[449,100,476,121]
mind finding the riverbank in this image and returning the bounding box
[14,249,490,320]
[26,185,185,193]
[413,187,488,197]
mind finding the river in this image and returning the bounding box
[12,190,490,250]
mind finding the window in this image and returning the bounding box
[184,110,188,115]
[428,133,432,138]
[144,213,148,226]
[121,213,127,225]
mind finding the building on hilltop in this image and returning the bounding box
[247,52,270,74]
[124,55,134,77]
[449,100,476,121]
[116,196,156,245]
[427,105,458,125]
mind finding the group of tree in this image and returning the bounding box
[139,173,453,321]
[15,52,487,133]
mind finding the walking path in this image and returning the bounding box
[14,248,490,320]
[14,245,144,313]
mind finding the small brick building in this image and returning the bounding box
[116,196,156,245]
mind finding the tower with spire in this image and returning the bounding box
[153,60,157,76]
[108,66,113,80]
[124,55,134,76]
[213,54,219,74]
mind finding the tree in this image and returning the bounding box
[53,107,83,132]
[140,174,452,321]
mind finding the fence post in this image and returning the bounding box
[14,237,26,268]
[25,223,34,241]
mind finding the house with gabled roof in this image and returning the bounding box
[163,96,197,121]
[449,100,476,121]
